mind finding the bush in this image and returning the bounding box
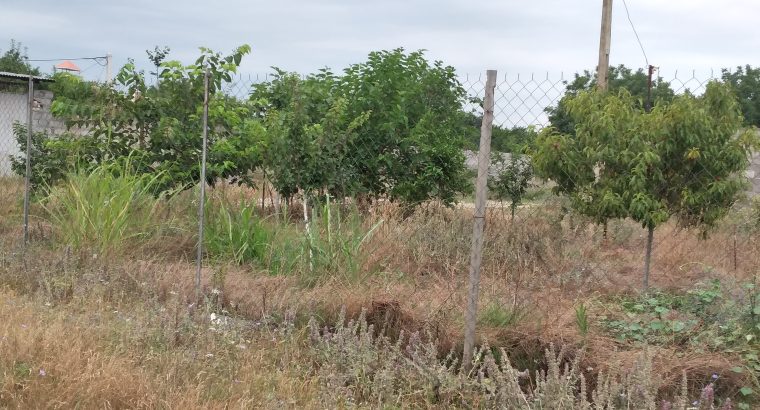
[254,49,473,207]
[490,153,534,219]
[44,45,262,195]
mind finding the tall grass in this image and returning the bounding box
[43,163,163,255]
[301,198,383,285]
[204,199,272,265]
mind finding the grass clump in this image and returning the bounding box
[204,199,273,265]
[42,162,164,255]
[301,200,383,285]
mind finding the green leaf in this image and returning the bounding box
[739,387,753,396]
[670,321,686,332]
[648,321,665,331]
[731,366,744,373]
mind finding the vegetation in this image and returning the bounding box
[722,65,760,127]
[5,45,760,408]
[535,82,759,290]
[1,169,759,407]
[489,154,534,219]
[42,161,166,255]
[42,45,262,195]
[546,64,675,135]
[0,39,40,76]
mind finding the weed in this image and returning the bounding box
[480,303,526,328]
[42,161,163,255]
[299,198,382,286]
[575,301,589,337]
[204,198,272,265]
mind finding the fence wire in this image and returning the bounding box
[2,67,759,376]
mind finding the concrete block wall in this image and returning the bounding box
[0,90,68,175]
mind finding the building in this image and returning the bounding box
[0,71,56,176]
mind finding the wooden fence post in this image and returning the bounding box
[463,70,497,371]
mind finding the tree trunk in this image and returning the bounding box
[643,226,654,292]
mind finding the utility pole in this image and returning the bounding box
[645,64,655,112]
[106,53,113,83]
[597,0,613,91]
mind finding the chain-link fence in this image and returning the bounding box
[3,65,759,374]
[1,74,31,247]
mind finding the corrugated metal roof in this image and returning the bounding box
[0,71,53,82]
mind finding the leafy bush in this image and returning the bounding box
[535,82,760,289]
[490,154,534,219]
[339,49,471,206]
[10,123,91,194]
[251,49,472,207]
[251,69,369,201]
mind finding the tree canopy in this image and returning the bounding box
[535,81,759,289]
[722,65,760,127]
[0,39,41,76]
[547,65,675,135]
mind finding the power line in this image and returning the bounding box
[621,0,649,67]
[26,56,107,62]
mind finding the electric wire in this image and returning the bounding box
[621,0,649,68]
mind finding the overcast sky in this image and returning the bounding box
[2,0,759,82]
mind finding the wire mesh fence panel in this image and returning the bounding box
[4,62,760,405]
[0,77,30,247]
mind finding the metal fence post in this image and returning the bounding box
[22,75,33,246]
[462,69,496,371]
[195,69,210,299]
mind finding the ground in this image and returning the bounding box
[0,177,758,408]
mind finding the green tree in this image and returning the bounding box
[146,45,170,86]
[722,65,760,127]
[254,49,471,208]
[251,68,369,201]
[490,154,533,219]
[535,82,758,290]
[547,65,675,135]
[0,39,40,75]
[462,110,538,153]
[337,49,471,206]
[23,45,261,194]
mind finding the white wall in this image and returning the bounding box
[0,91,28,175]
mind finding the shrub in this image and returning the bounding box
[307,308,738,408]
[490,153,534,219]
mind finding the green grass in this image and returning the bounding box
[42,162,163,255]
[479,302,526,328]
[204,199,273,265]
[301,199,383,286]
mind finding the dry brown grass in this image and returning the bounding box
[0,286,325,409]
[1,178,758,406]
